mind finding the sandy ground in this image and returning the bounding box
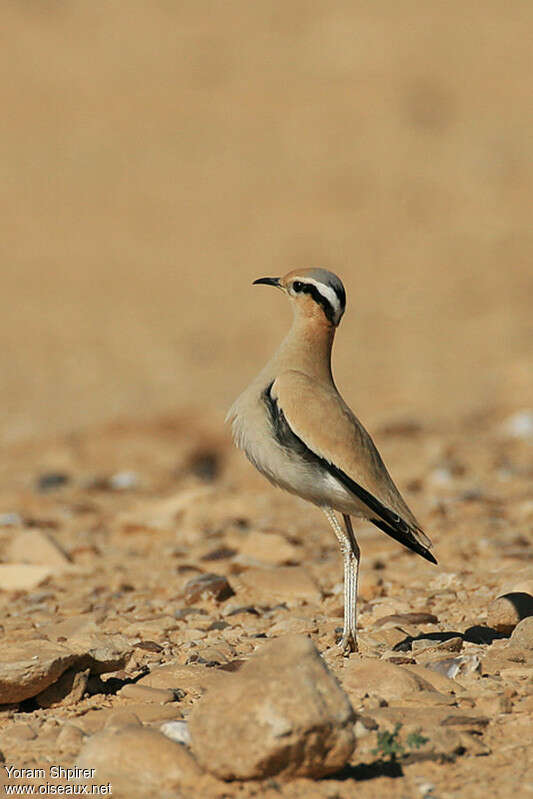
[0,2,532,797]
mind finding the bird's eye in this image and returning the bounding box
[293,281,303,292]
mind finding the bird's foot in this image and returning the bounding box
[337,632,358,656]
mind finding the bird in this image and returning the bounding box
[226,268,437,654]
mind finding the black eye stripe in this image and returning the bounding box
[292,281,336,324]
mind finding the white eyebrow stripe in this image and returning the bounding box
[301,277,344,323]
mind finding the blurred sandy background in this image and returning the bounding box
[1,0,532,443]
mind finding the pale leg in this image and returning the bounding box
[322,508,360,655]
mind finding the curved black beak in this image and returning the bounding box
[253,277,280,287]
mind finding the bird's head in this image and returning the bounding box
[253,268,346,327]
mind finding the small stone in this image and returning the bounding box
[118,684,176,704]
[160,720,190,746]
[120,703,183,724]
[0,513,23,527]
[412,636,463,654]
[184,573,235,605]
[427,655,481,679]
[510,616,533,649]
[189,635,355,780]
[501,410,533,439]
[56,724,85,753]
[487,593,533,634]
[109,471,140,491]
[36,472,70,492]
[36,668,89,708]
[104,710,142,730]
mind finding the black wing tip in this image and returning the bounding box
[420,547,438,565]
[370,517,437,564]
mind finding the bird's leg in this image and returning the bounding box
[343,513,360,652]
[323,507,359,655]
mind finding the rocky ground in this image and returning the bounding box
[0,407,532,798]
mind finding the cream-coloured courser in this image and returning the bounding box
[227,268,437,654]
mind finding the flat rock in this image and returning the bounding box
[41,615,133,673]
[510,616,533,649]
[118,683,176,703]
[374,611,439,629]
[401,664,464,695]
[0,640,77,703]
[488,593,533,634]
[189,635,355,780]
[138,662,230,698]
[6,528,71,570]
[234,566,322,605]
[0,564,53,591]
[76,726,204,795]
[340,659,451,705]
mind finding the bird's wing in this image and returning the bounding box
[270,370,436,563]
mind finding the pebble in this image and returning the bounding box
[427,655,481,679]
[0,512,23,527]
[118,684,176,704]
[189,635,355,780]
[109,471,140,491]
[501,410,533,439]
[184,573,235,604]
[160,720,190,746]
[36,472,70,492]
[56,724,85,753]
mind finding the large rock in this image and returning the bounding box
[0,641,77,703]
[189,635,355,780]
